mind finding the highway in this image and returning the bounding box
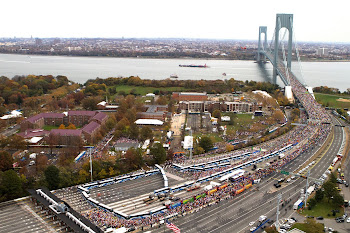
[150,115,346,233]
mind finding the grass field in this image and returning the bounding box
[42,125,59,131]
[222,113,259,131]
[290,222,324,233]
[301,198,344,218]
[114,85,189,96]
[314,93,350,109]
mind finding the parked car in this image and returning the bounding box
[316,216,324,220]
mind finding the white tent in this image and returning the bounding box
[135,119,163,126]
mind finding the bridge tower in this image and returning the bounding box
[257,26,267,62]
[273,14,293,84]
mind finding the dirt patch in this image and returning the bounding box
[336,98,350,102]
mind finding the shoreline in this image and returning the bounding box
[0,52,349,62]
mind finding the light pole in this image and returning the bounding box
[89,147,93,182]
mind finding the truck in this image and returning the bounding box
[293,199,304,210]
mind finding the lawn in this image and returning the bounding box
[290,222,324,233]
[314,93,350,109]
[301,198,344,218]
[114,85,189,96]
[222,113,261,131]
[193,133,224,143]
[42,125,59,131]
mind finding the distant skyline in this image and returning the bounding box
[2,0,350,43]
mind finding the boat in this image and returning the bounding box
[179,64,209,68]
[170,74,178,79]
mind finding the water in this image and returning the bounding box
[0,53,349,92]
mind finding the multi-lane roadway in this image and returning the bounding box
[150,115,347,233]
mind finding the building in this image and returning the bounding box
[20,113,65,132]
[172,92,207,101]
[66,111,97,127]
[20,111,108,144]
[50,129,83,145]
[316,47,329,56]
[81,121,102,143]
[136,105,168,121]
[179,101,258,113]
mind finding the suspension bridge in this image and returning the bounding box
[256,14,315,100]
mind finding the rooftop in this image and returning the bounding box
[81,121,100,134]
[51,129,82,136]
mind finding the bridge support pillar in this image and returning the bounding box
[257,26,267,62]
[273,14,293,85]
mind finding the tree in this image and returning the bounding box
[124,148,143,171]
[0,170,23,200]
[66,123,76,129]
[332,193,344,207]
[212,109,221,119]
[0,151,13,172]
[129,123,139,139]
[140,126,153,141]
[329,172,337,184]
[150,143,166,165]
[308,198,317,209]
[323,181,336,202]
[98,169,107,179]
[44,165,60,190]
[315,189,324,202]
[82,96,100,110]
[199,136,213,153]
[58,124,66,129]
[265,226,278,233]
[303,218,324,233]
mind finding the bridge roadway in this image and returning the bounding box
[150,115,345,233]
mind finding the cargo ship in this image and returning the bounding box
[179,64,209,68]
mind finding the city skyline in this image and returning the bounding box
[2,0,350,43]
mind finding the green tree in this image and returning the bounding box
[315,189,324,202]
[150,143,166,164]
[332,193,344,207]
[0,170,23,200]
[308,198,317,209]
[329,172,337,184]
[323,181,336,202]
[44,165,60,190]
[199,136,213,153]
[0,151,13,172]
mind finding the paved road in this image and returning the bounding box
[149,116,346,233]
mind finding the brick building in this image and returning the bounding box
[137,105,168,121]
[172,92,207,101]
[20,113,65,132]
[20,111,108,144]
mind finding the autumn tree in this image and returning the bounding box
[0,151,13,172]
[140,126,153,141]
[58,124,66,129]
[82,96,100,110]
[66,123,76,129]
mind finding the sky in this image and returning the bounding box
[1,0,350,43]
